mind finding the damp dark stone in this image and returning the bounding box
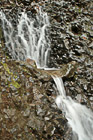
[71,24,82,34]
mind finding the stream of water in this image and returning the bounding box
[53,76,93,140]
[0,9,93,140]
[0,9,50,68]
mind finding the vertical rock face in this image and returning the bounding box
[43,0,93,108]
[0,0,93,140]
[43,0,93,67]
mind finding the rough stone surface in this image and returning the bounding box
[0,0,93,140]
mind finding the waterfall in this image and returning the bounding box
[53,76,93,140]
[0,9,50,68]
[0,9,93,140]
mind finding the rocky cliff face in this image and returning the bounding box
[0,0,93,140]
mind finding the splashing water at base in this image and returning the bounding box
[53,76,93,140]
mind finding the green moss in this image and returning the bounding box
[1,62,21,89]
[23,68,29,73]
[10,80,21,89]
[14,75,18,79]
[75,5,82,13]
[74,74,78,79]
[0,72,3,76]
[2,62,13,75]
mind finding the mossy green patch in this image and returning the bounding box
[10,80,21,89]
[0,72,3,76]
[2,62,13,75]
[1,62,21,89]
[75,5,82,13]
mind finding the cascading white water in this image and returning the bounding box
[53,76,93,140]
[0,8,50,68]
[0,8,93,140]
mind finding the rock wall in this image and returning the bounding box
[0,0,93,140]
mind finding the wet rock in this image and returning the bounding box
[22,106,31,117]
[27,114,44,131]
[0,0,93,140]
[3,108,16,117]
[36,105,45,117]
[71,23,82,34]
